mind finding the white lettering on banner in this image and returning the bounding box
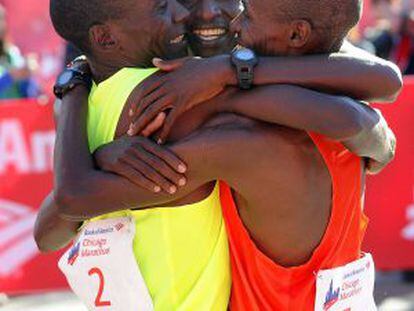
[0,199,38,276]
[401,186,414,241]
[0,120,30,174]
[0,119,55,175]
[31,131,55,173]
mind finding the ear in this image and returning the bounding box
[288,20,312,49]
[89,24,118,52]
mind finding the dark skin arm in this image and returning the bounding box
[34,68,396,249]
[34,192,81,252]
[128,43,402,137]
[36,42,398,249]
[253,41,402,102]
[34,77,394,251]
[55,82,389,219]
[214,85,396,169]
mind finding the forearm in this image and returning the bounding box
[215,44,402,102]
[219,85,372,140]
[253,51,401,102]
[53,87,202,220]
[217,85,395,169]
[34,192,81,252]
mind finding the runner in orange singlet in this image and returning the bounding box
[220,132,367,310]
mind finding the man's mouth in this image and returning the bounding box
[170,34,186,44]
[192,28,228,42]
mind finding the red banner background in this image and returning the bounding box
[364,77,414,269]
[0,100,67,294]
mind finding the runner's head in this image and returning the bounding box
[232,0,362,56]
[179,0,241,56]
[50,0,189,67]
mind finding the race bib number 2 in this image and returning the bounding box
[314,253,377,311]
[59,217,153,311]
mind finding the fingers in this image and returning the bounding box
[131,87,166,127]
[129,96,173,136]
[141,140,187,173]
[116,138,187,194]
[140,112,166,137]
[157,109,181,144]
[122,150,181,194]
[127,73,165,119]
[115,161,162,193]
[153,57,188,71]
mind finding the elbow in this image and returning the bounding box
[54,184,89,221]
[33,226,53,253]
[325,101,369,141]
[34,234,59,253]
[33,216,62,253]
[342,110,375,141]
[375,62,403,103]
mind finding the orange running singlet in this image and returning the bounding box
[220,133,369,311]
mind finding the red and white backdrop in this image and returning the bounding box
[0,100,67,293]
[0,0,413,295]
[0,0,67,294]
[365,77,414,270]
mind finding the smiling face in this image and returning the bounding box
[109,0,190,66]
[179,0,241,57]
[90,0,189,67]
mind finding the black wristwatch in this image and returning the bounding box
[53,56,93,99]
[230,48,258,90]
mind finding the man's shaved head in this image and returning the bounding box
[235,0,362,56]
[50,0,133,54]
[275,0,362,51]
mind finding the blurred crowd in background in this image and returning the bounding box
[0,4,40,100]
[349,0,414,74]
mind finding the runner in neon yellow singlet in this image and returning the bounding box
[87,68,230,310]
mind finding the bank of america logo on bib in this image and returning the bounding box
[0,199,38,276]
[324,280,340,310]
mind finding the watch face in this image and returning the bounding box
[58,70,74,85]
[235,48,255,61]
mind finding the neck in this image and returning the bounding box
[89,55,152,83]
[89,60,121,83]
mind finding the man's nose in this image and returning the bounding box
[196,0,221,21]
[173,0,190,23]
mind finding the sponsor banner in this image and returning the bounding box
[363,77,414,269]
[0,99,67,294]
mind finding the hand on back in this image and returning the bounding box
[94,136,187,194]
[127,56,229,143]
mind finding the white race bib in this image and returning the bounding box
[314,253,376,311]
[59,217,153,311]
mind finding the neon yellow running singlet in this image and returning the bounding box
[87,68,231,310]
